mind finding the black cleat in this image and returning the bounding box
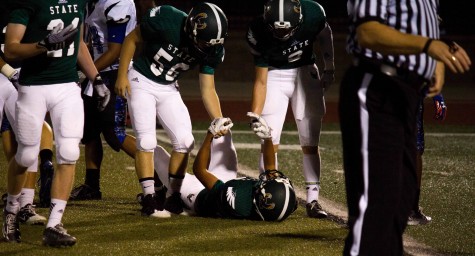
[408,207,432,226]
[38,161,54,208]
[69,184,102,201]
[42,223,76,247]
[3,208,21,242]
[17,204,47,225]
[306,200,328,219]
[164,192,184,215]
[140,194,170,218]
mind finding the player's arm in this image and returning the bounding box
[199,73,223,119]
[317,22,335,72]
[94,42,122,72]
[250,66,268,115]
[357,21,471,73]
[77,25,100,80]
[193,131,219,190]
[115,27,142,98]
[316,22,335,91]
[4,23,46,61]
[262,138,276,170]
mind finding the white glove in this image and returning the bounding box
[208,117,233,138]
[321,70,335,91]
[247,112,272,139]
[92,75,111,112]
[37,23,78,51]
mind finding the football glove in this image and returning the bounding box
[37,23,78,51]
[247,112,272,139]
[433,94,447,121]
[93,75,111,112]
[1,64,20,89]
[208,117,234,138]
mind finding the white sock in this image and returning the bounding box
[303,153,321,203]
[5,193,21,214]
[47,199,67,228]
[140,179,155,196]
[259,153,278,173]
[20,188,35,208]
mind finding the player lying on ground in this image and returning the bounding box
[139,118,298,221]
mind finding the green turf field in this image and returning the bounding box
[0,123,473,255]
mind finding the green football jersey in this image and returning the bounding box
[133,5,224,84]
[246,0,327,69]
[8,0,87,85]
[194,177,261,220]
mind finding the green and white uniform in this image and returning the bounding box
[9,0,86,85]
[246,0,326,69]
[194,178,261,220]
[7,0,86,166]
[246,0,332,204]
[133,5,224,84]
[127,5,224,154]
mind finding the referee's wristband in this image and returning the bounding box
[422,38,433,54]
[1,64,16,80]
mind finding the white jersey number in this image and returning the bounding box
[151,48,189,81]
[45,18,79,58]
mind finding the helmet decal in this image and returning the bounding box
[193,13,208,33]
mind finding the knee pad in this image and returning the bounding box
[137,135,157,152]
[56,139,80,164]
[103,127,123,152]
[172,135,194,153]
[15,144,39,168]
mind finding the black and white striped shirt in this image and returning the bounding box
[347,0,440,79]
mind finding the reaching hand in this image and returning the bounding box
[38,23,78,51]
[247,112,272,139]
[433,94,447,121]
[208,117,233,138]
[93,75,111,112]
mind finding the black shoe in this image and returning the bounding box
[38,161,54,208]
[69,184,102,201]
[43,223,76,247]
[17,204,47,225]
[3,208,20,242]
[137,186,167,210]
[164,192,184,215]
[306,200,328,219]
[408,207,432,226]
[141,194,171,218]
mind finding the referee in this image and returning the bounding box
[340,0,471,255]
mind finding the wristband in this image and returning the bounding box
[422,38,433,54]
[1,64,16,79]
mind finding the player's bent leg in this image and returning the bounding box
[39,121,55,208]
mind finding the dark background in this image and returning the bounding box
[156,0,475,35]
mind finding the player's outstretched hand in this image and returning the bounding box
[247,112,272,139]
[38,23,78,51]
[433,94,447,121]
[93,75,111,111]
[208,117,233,138]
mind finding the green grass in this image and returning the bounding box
[1,123,474,255]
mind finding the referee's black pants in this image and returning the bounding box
[339,65,421,256]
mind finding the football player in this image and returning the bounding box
[246,0,335,218]
[3,0,109,246]
[115,3,231,217]
[139,117,297,221]
[0,3,54,224]
[70,0,137,201]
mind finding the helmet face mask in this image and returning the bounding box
[185,2,228,56]
[264,0,303,41]
[253,174,297,221]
